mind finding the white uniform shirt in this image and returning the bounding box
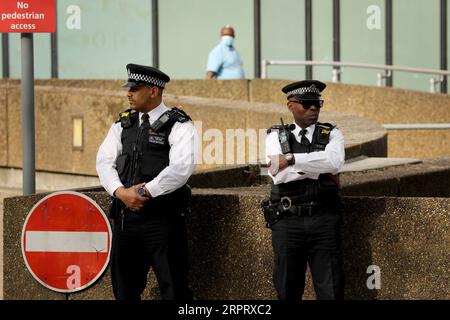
[96,102,199,197]
[265,122,345,185]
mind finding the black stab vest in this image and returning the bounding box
[118,108,191,210]
[270,123,340,204]
[120,112,171,185]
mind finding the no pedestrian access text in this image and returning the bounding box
[0,0,55,32]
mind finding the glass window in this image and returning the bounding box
[9,33,51,79]
[57,0,152,79]
[340,0,385,86]
[261,0,305,80]
[393,0,440,92]
[312,0,333,81]
[159,0,253,79]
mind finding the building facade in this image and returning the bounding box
[1,0,449,93]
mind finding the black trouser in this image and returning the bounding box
[271,205,344,300]
[110,208,192,300]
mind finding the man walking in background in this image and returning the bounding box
[206,25,245,79]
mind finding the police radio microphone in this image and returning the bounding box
[278,118,292,154]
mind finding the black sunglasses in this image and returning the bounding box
[289,99,324,109]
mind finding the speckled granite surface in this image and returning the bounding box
[4,192,449,300]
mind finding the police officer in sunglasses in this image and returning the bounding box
[264,80,345,300]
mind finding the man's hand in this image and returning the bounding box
[114,183,150,212]
[206,71,216,79]
[268,154,289,176]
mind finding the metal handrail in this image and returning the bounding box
[261,60,450,93]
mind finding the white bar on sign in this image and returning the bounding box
[25,231,108,253]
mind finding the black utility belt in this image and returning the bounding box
[284,204,318,217]
[274,197,320,217]
[261,196,325,228]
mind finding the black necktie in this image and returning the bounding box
[300,128,310,145]
[141,113,150,130]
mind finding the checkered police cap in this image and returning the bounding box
[122,63,170,89]
[281,80,326,99]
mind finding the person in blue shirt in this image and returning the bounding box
[206,25,245,79]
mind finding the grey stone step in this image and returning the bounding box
[0,168,99,191]
[258,156,422,176]
[341,156,422,172]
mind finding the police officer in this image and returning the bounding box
[264,80,345,300]
[96,63,199,300]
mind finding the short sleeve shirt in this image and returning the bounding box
[207,43,245,79]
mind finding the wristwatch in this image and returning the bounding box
[285,153,295,165]
[137,186,147,197]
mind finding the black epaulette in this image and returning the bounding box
[266,124,295,134]
[115,109,138,128]
[315,122,336,145]
[316,122,336,130]
[170,106,192,123]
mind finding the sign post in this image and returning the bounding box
[0,0,56,195]
[21,32,35,195]
[21,192,112,293]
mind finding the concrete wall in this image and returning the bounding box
[249,79,450,159]
[0,80,386,176]
[1,79,448,176]
[0,84,7,167]
[387,129,450,159]
[341,157,450,197]
[4,85,124,175]
[3,192,449,300]
[185,157,450,198]
[0,80,254,174]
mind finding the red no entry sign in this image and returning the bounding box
[21,191,112,293]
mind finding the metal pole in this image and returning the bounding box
[50,32,58,78]
[430,78,436,93]
[51,1,58,78]
[377,73,383,86]
[385,0,393,87]
[332,68,339,82]
[441,0,447,93]
[2,33,9,78]
[21,33,36,195]
[305,0,313,80]
[254,0,261,78]
[152,0,159,68]
[333,0,341,82]
[261,60,267,78]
